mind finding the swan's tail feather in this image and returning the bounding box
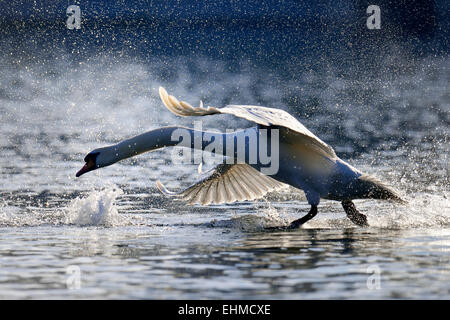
[358,175,407,204]
[159,87,219,117]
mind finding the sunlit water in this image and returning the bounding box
[0,52,449,299]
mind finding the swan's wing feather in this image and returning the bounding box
[159,87,336,159]
[220,105,336,159]
[159,86,221,116]
[156,163,287,205]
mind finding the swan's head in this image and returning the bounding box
[76,147,120,177]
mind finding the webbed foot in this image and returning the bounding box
[342,200,369,227]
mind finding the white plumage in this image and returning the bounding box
[159,87,336,159]
[157,163,286,205]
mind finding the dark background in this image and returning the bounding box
[0,1,448,73]
[0,1,448,157]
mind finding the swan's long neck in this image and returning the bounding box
[112,126,237,160]
[113,126,181,159]
[95,126,277,171]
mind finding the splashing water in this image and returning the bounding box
[370,193,450,229]
[0,201,29,227]
[0,51,448,298]
[64,186,126,227]
[206,203,291,231]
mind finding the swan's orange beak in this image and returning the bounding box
[76,158,95,177]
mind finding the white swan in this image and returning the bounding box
[76,87,403,228]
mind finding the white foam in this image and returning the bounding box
[368,193,450,229]
[64,186,126,227]
[0,202,35,227]
[215,190,450,231]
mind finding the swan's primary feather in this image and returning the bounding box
[156,163,286,205]
[159,87,336,159]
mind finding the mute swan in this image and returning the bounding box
[76,87,404,228]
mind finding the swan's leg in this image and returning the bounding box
[288,205,318,229]
[341,200,369,227]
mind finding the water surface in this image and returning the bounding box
[0,53,448,299]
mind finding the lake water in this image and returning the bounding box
[0,51,448,299]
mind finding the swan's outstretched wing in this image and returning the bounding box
[156,164,286,205]
[159,87,336,159]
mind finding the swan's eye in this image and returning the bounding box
[84,152,99,163]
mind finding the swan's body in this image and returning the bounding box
[76,87,403,228]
